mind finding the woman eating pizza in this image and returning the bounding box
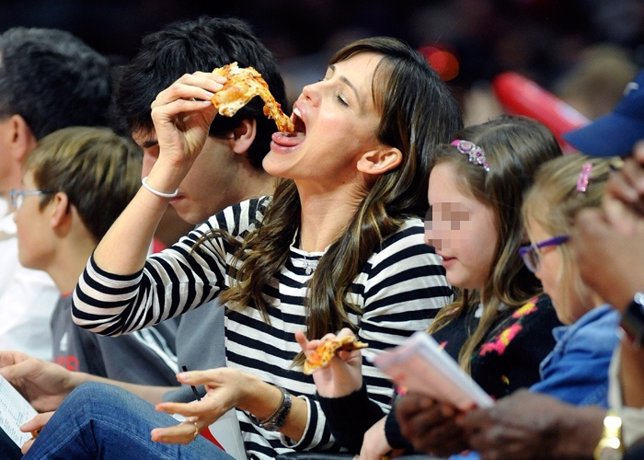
[21,36,462,459]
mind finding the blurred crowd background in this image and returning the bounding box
[1,0,643,124]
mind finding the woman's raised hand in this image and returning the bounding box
[149,71,225,182]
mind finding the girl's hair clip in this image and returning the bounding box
[451,140,490,172]
[576,161,593,192]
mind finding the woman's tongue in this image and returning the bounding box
[272,131,305,148]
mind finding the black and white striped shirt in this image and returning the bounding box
[73,197,453,459]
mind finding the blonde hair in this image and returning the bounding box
[428,115,562,373]
[522,154,614,315]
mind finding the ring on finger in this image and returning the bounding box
[192,421,199,440]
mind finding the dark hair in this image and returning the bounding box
[330,36,463,218]
[26,126,142,241]
[427,115,562,372]
[0,27,111,139]
[114,16,288,170]
[218,37,462,353]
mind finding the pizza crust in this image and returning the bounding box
[211,62,294,133]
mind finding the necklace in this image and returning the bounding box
[292,232,321,275]
[303,255,317,275]
[292,251,319,275]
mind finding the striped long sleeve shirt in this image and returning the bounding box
[72,197,453,459]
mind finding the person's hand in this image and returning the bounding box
[572,142,644,310]
[603,142,644,229]
[358,416,391,460]
[20,411,55,454]
[295,328,363,398]
[148,71,224,183]
[0,351,79,412]
[574,207,644,311]
[460,390,603,460]
[152,367,254,444]
[395,392,469,457]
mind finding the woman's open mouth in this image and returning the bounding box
[271,107,306,150]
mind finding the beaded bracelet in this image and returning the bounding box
[141,176,179,199]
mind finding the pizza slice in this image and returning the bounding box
[303,335,368,375]
[211,62,294,133]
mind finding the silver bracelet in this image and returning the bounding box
[141,176,179,199]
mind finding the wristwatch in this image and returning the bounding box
[594,411,623,460]
[620,292,644,348]
[248,386,292,431]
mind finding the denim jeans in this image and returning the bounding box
[24,382,233,459]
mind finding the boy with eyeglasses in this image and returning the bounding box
[10,126,182,386]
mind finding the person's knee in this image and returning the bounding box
[68,381,127,406]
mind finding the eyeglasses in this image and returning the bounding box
[518,235,569,273]
[8,189,53,209]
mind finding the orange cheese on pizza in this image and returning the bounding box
[303,335,368,375]
[211,62,294,133]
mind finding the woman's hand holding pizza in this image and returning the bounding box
[295,328,366,398]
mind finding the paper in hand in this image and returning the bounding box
[0,374,37,446]
[373,331,494,410]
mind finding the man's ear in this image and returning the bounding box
[50,192,72,231]
[230,119,257,155]
[7,114,37,164]
[357,146,403,175]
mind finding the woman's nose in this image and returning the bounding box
[301,81,321,106]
